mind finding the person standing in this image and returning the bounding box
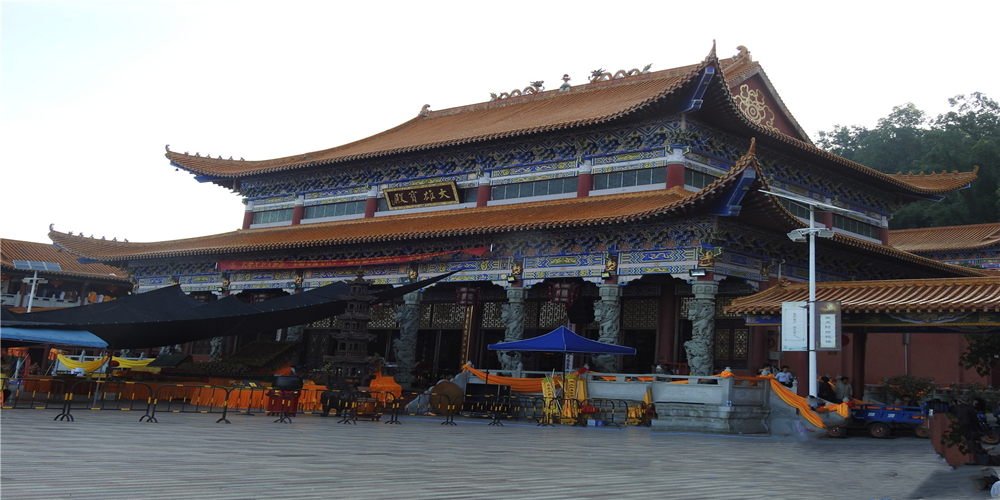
[818,376,838,402]
[775,366,794,388]
[835,376,854,402]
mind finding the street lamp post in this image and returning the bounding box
[765,191,843,398]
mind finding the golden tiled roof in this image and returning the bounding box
[1,238,129,282]
[166,45,976,198]
[50,187,705,261]
[890,222,1000,253]
[726,276,1000,314]
[52,143,989,281]
[166,63,703,178]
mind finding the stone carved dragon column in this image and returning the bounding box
[498,286,526,371]
[684,280,718,377]
[392,291,421,385]
[592,283,623,373]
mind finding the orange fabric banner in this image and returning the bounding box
[463,365,550,393]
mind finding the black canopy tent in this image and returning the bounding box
[1,272,456,348]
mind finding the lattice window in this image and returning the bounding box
[481,302,504,329]
[431,303,465,329]
[538,301,567,328]
[419,303,433,328]
[368,305,397,329]
[623,299,658,329]
[679,297,691,318]
[715,329,730,358]
[715,296,742,318]
[308,318,332,328]
[733,328,749,360]
[525,301,540,328]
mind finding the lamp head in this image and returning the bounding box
[786,230,807,242]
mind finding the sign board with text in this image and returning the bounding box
[781,301,808,351]
[815,300,842,351]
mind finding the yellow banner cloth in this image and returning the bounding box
[55,354,155,373]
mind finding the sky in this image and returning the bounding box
[2,0,997,245]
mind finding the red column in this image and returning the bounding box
[879,223,890,245]
[242,202,255,230]
[577,164,592,198]
[291,202,304,225]
[819,211,834,229]
[656,286,676,367]
[365,189,378,218]
[476,177,491,208]
[666,146,685,189]
[852,329,867,399]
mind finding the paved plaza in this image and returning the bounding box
[0,408,994,500]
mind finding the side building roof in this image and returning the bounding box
[726,276,1000,314]
[1,238,130,283]
[890,222,1000,253]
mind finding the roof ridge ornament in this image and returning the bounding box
[420,104,431,116]
[733,45,752,62]
[490,81,546,101]
[588,64,652,83]
[559,74,571,92]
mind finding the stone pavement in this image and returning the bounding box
[0,408,994,500]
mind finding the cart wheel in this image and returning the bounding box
[869,422,891,438]
[913,425,929,438]
[827,425,847,438]
[982,430,1000,445]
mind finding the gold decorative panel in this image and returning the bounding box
[734,328,749,360]
[733,84,780,134]
[623,299,659,329]
[715,329,730,358]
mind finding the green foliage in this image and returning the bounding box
[883,374,936,405]
[939,413,969,454]
[817,93,1000,229]
[958,333,1000,377]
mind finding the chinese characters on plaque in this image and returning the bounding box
[781,300,842,351]
[383,181,461,210]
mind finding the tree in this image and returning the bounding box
[958,333,1000,378]
[817,93,1000,229]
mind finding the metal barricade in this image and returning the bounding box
[140,384,235,423]
[2,377,70,413]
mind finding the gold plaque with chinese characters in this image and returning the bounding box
[384,181,461,210]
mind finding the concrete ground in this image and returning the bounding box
[0,408,995,500]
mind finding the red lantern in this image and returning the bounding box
[0,273,9,281]
[50,279,64,287]
[548,282,579,309]
[455,286,480,307]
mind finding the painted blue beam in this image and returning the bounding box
[706,168,757,217]
[680,67,715,113]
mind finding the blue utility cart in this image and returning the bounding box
[826,403,928,438]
